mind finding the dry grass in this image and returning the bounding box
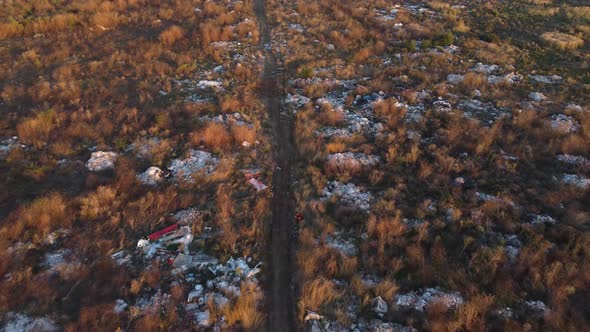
[16,109,58,148]
[194,122,232,150]
[231,124,257,144]
[298,278,340,316]
[160,25,185,47]
[12,192,69,238]
[223,282,265,329]
[541,32,584,50]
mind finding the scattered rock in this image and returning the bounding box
[446,74,464,84]
[394,288,464,311]
[371,296,388,315]
[548,114,580,134]
[86,151,118,171]
[325,233,358,256]
[487,72,522,85]
[530,214,557,225]
[529,74,562,84]
[137,166,165,185]
[528,92,546,102]
[0,137,24,160]
[525,300,550,317]
[557,154,589,167]
[471,63,499,75]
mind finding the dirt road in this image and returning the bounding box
[254,0,298,331]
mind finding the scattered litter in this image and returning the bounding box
[530,214,557,225]
[1,312,58,332]
[111,250,132,266]
[137,166,165,185]
[371,296,388,315]
[525,300,550,317]
[248,178,268,192]
[394,288,464,311]
[196,80,223,89]
[322,181,373,211]
[327,152,380,171]
[86,151,118,171]
[557,154,589,167]
[562,174,590,189]
[114,299,128,314]
[173,208,203,225]
[168,150,219,182]
[326,233,358,256]
[0,137,24,160]
[304,311,323,321]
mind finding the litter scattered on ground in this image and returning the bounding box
[325,233,358,256]
[248,178,268,192]
[525,300,550,317]
[86,151,118,171]
[137,224,193,259]
[111,250,132,266]
[371,296,388,315]
[1,312,58,332]
[318,111,384,138]
[0,137,24,160]
[530,214,557,225]
[394,288,464,311]
[322,181,373,211]
[286,93,311,110]
[168,150,219,182]
[173,208,204,225]
[557,154,589,167]
[113,299,128,314]
[199,112,249,126]
[562,174,590,189]
[327,153,380,171]
[137,166,165,185]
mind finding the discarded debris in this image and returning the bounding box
[248,178,268,191]
[168,150,219,182]
[304,311,323,321]
[114,299,128,314]
[371,296,388,315]
[548,114,580,134]
[322,181,373,211]
[86,151,118,171]
[1,313,58,332]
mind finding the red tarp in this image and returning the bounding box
[148,224,179,241]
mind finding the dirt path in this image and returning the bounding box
[254,0,297,331]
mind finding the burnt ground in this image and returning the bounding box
[254,0,298,331]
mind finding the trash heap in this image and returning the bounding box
[394,288,464,311]
[322,181,373,211]
[168,150,219,182]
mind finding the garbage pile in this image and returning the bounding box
[168,150,219,182]
[322,181,374,211]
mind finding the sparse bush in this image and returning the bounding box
[541,32,584,50]
[16,109,58,148]
[160,25,185,47]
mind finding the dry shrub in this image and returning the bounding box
[17,192,69,237]
[541,32,584,50]
[17,109,58,148]
[367,214,406,253]
[462,72,487,90]
[374,279,399,300]
[352,47,372,63]
[194,122,232,150]
[160,25,185,47]
[0,22,24,39]
[298,278,340,317]
[319,109,345,126]
[80,186,117,220]
[451,294,495,331]
[223,282,265,328]
[91,12,122,29]
[374,99,406,127]
[231,124,257,144]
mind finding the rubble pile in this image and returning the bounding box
[168,150,219,182]
[322,181,373,211]
[394,288,464,311]
[86,151,118,171]
[458,99,508,124]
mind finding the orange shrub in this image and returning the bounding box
[160,25,185,47]
[195,122,232,150]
